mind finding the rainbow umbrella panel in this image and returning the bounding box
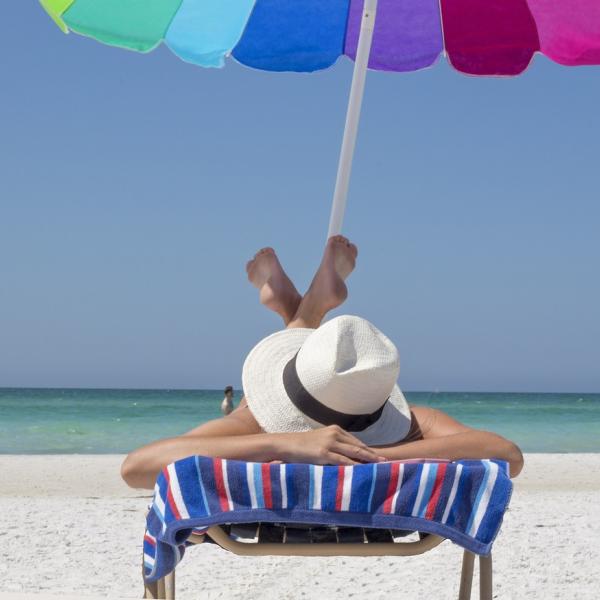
[41,0,600,75]
[40,0,600,234]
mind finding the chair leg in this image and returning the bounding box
[164,569,176,600]
[142,553,158,599]
[156,577,166,599]
[458,550,475,600]
[141,540,178,599]
[149,571,175,600]
[479,554,492,600]
[144,579,159,599]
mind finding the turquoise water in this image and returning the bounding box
[0,388,599,454]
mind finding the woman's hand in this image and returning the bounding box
[272,425,386,465]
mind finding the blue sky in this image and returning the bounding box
[1,4,598,392]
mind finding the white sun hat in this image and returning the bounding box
[242,315,412,446]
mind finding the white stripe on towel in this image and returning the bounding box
[143,553,155,567]
[246,462,258,509]
[221,459,234,511]
[313,466,323,510]
[280,464,287,509]
[442,464,463,524]
[167,463,190,519]
[154,484,166,519]
[341,466,354,511]
[391,463,405,514]
[412,463,431,516]
[468,461,499,537]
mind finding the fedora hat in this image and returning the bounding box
[242,315,411,446]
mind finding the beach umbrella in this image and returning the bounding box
[40,0,600,236]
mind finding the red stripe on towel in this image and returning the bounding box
[335,466,345,511]
[262,463,273,509]
[383,462,400,514]
[426,463,448,520]
[163,467,182,520]
[144,534,156,546]
[213,458,229,512]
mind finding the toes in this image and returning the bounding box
[330,235,350,246]
[253,247,274,259]
[330,235,355,251]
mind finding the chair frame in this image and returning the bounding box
[143,526,493,600]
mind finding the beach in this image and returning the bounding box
[1,454,599,599]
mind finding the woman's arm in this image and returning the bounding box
[375,407,524,477]
[121,405,267,488]
[376,430,524,477]
[121,402,383,489]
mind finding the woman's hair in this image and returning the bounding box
[224,385,234,394]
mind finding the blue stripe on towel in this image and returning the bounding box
[193,457,211,516]
[348,463,373,513]
[402,463,423,515]
[201,459,222,516]
[448,461,484,531]
[366,463,378,512]
[321,466,339,512]
[297,464,312,510]
[270,463,282,509]
[228,459,250,511]
[253,462,264,509]
[369,461,392,513]
[173,459,195,516]
[285,464,297,508]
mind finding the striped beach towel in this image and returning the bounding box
[143,456,512,582]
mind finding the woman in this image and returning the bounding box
[122,236,523,490]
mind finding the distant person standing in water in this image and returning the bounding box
[221,386,235,416]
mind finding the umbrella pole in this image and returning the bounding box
[327,0,378,238]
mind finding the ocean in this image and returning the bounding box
[1,388,599,454]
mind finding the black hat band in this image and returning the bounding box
[282,353,387,433]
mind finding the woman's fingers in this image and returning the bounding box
[336,429,370,448]
[332,442,382,463]
[325,452,359,466]
[333,429,387,462]
[336,429,381,454]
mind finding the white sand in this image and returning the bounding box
[1,454,599,599]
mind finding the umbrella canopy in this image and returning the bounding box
[41,0,600,75]
[40,0,600,235]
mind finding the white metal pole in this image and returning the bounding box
[327,0,378,238]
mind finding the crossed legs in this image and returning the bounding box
[246,236,358,329]
[122,235,524,491]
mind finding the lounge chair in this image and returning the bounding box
[142,456,510,600]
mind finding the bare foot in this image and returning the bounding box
[246,248,302,324]
[303,235,358,317]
